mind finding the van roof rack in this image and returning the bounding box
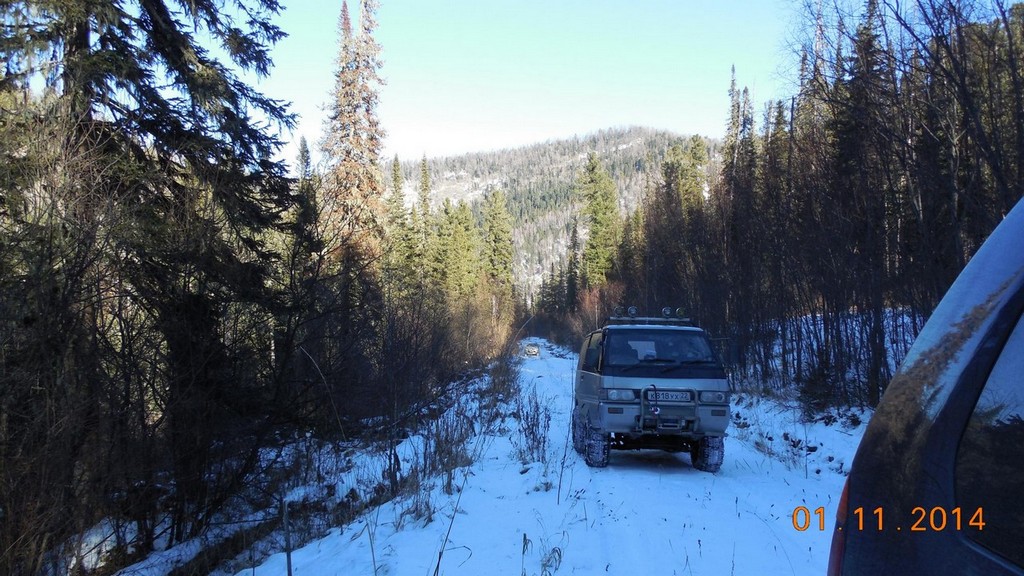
[607,306,694,326]
[606,316,694,326]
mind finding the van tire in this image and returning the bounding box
[571,405,586,455]
[584,425,610,468]
[691,436,724,473]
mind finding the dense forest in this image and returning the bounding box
[388,127,697,293]
[0,1,517,574]
[536,0,1024,411]
[2,0,1023,574]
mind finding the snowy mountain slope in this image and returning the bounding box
[232,339,866,576]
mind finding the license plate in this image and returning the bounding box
[647,390,691,402]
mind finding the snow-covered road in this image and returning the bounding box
[238,338,865,575]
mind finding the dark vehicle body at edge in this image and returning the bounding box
[828,198,1024,575]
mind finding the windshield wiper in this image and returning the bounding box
[616,363,643,372]
[660,359,715,372]
[614,358,675,371]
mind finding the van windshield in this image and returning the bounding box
[604,329,715,367]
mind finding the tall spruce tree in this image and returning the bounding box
[481,189,514,344]
[385,154,407,235]
[418,154,432,222]
[290,135,323,281]
[565,219,581,312]
[482,189,514,293]
[410,155,434,279]
[578,153,620,288]
[1,0,297,569]
[722,86,759,369]
[833,0,893,404]
[321,0,386,249]
[645,144,689,305]
[314,0,388,416]
[633,138,710,317]
[431,199,482,300]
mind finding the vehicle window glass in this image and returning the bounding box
[605,334,641,365]
[581,333,602,372]
[604,330,713,366]
[578,335,592,370]
[955,311,1024,567]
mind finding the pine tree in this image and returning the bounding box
[831,0,893,403]
[723,86,759,370]
[385,155,406,234]
[309,0,389,429]
[391,154,405,205]
[382,155,413,284]
[418,154,432,223]
[578,153,621,287]
[321,0,386,252]
[681,135,709,210]
[1,0,297,567]
[291,135,324,272]
[645,144,689,305]
[565,219,581,312]
[409,155,434,279]
[381,154,418,297]
[617,209,645,306]
[482,189,514,292]
[431,199,482,300]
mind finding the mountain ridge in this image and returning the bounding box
[392,126,717,291]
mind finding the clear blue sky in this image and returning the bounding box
[263,0,800,164]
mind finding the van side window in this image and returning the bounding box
[581,333,603,372]
[955,310,1024,567]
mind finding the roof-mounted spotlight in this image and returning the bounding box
[613,306,624,317]
[662,306,673,318]
[675,307,686,318]
[627,306,638,318]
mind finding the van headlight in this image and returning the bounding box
[602,389,638,401]
[698,391,729,404]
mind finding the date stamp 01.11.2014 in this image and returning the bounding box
[792,506,986,532]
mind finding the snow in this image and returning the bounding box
[227,338,867,576]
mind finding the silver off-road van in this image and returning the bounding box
[571,310,730,471]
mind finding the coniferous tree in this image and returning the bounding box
[321,0,385,245]
[418,154,432,223]
[314,0,388,418]
[409,155,434,282]
[432,199,482,300]
[294,136,322,248]
[1,0,297,569]
[578,153,621,288]
[617,209,645,305]
[289,136,324,282]
[565,219,581,312]
[644,144,689,306]
[392,154,404,197]
[381,154,416,302]
[482,190,515,290]
[831,0,893,404]
[385,154,407,237]
[720,85,759,370]
[482,189,515,338]
[756,101,796,380]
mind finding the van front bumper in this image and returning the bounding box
[597,401,729,437]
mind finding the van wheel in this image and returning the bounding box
[571,405,585,455]
[691,436,724,473]
[584,425,609,468]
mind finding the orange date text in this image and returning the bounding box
[791,506,985,532]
